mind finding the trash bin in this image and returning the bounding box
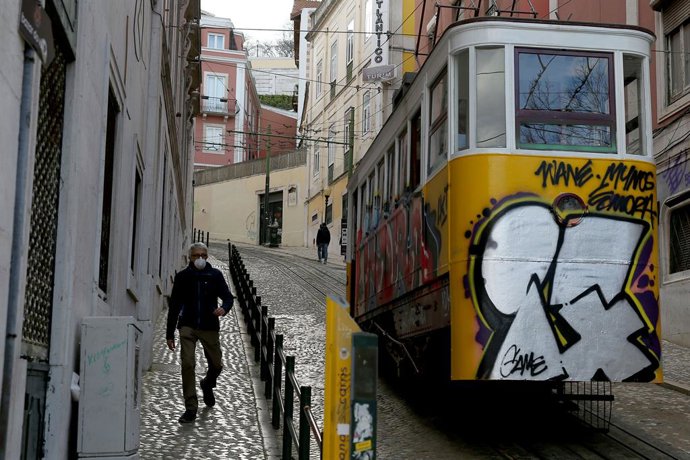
[268,224,280,247]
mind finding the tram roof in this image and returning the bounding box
[348,17,655,190]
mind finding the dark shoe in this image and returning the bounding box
[178,409,197,423]
[200,378,215,407]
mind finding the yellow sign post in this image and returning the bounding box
[324,295,361,460]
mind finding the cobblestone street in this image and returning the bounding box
[139,243,690,459]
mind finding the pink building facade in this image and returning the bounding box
[195,12,261,169]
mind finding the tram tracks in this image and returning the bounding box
[215,242,345,303]
[209,242,688,460]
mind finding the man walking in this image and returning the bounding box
[166,242,234,423]
[316,223,331,264]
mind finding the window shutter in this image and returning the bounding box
[663,0,690,33]
[670,204,690,273]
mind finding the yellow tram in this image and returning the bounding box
[345,17,661,384]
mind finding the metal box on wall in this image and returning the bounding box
[77,316,142,459]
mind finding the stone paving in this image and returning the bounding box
[139,247,690,459]
[139,256,268,460]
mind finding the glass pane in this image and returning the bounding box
[457,50,469,150]
[684,25,690,87]
[669,30,682,97]
[429,119,448,166]
[518,52,610,114]
[519,124,612,149]
[430,72,447,125]
[477,47,506,147]
[624,55,645,156]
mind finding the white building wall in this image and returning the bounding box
[1,0,199,457]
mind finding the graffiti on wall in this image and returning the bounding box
[463,158,660,382]
[354,193,441,318]
[659,150,690,197]
[246,211,257,241]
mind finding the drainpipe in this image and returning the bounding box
[0,47,36,450]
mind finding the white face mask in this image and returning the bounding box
[193,257,207,270]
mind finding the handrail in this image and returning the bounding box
[227,241,323,460]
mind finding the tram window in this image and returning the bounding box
[476,47,506,148]
[516,49,615,152]
[456,50,469,150]
[410,110,421,190]
[398,129,408,193]
[624,55,645,156]
[429,69,448,174]
[377,161,384,208]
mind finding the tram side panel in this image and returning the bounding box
[449,153,662,383]
[353,166,451,341]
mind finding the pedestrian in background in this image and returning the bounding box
[166,242,234,423]
[316,223,331,264]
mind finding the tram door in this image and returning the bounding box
[259,191,283,245]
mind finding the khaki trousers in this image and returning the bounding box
[179,326,223,411]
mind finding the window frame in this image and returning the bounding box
[666,21,690,104]
[514,47,616,153]
[362,91,371,134]
[316,59,323,96]
[203,124,225,153]
[428,67,448,175]
[208,33,225,50]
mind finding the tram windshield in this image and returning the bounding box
[515,49,616,152]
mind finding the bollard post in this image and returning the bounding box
[265,317,275,398]
[298,386,311,460]
[254,297,262,363]
[261,305,268,379]
[272,334,283,429]
[206,231,209,246]
[282,356,295,460]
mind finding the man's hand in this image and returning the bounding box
[166,339,175,351]
[213,307,226,317]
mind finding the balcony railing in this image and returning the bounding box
[202,96,236,116]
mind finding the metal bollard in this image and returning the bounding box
[282,356,295,459]
[265,317,275,398]
[272,334,284,429]
[299,386,311,460]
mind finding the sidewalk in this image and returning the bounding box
[138,255,276,459]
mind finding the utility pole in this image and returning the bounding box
[263,125,271,245]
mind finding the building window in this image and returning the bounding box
[99,89,119,293]
[203,74,228,112]
[362,91,371,134]
[316,59,323,96]
[203,125,224,152]
[130,168,142,271]
[667,20,690,103]
[670,203,690,273]
[365,0,373,39]
[313,149,320,177]
[346,21,354,81]
[516,48,614,152]
[330,41,338,97]
[208,33,225,49]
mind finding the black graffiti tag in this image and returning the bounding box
[534,159,594,188]
[588,162,657,222]
[499,344,548,378]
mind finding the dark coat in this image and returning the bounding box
[316,225,331,245]
[166,262,234,339]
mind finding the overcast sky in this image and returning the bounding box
[201,0,293,43]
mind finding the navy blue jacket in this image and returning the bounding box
[166,262,234,340]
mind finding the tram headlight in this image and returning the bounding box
[552,193,587,227]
